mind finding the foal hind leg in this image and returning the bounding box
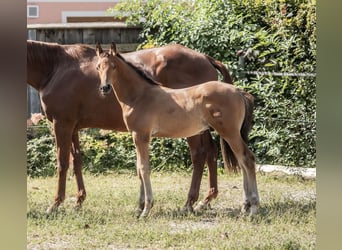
[71,131,86,209]
[223,134,259,215]
[47,120,73,214]
[194,130,219,211]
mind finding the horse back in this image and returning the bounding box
[123,44,219,88]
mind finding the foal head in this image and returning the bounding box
[95,42,118,95]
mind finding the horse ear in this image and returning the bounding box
[96,42,103,57]
[110,42,117,56]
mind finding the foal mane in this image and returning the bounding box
[101,51,160,86]
[118,53,161,86]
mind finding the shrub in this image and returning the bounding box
[79,129,192,173]
[27,125,193,177]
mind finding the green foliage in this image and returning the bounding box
[80,129,192,173]
[27,125,192,177]
[27,118,56,177]
[113,0,316,167]
[27,134,56,177]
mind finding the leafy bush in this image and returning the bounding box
[112,0,316,167]
[27,117,56,177]
[80,129,192,173]
[27,125,193,177]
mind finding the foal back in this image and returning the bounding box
[133,81,245,138]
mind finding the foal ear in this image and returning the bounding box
[95,42,103,57]
[110,42,117,56]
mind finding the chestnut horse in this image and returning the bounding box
[27,40,234,213]
[95,43,259,218]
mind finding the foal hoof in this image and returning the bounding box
[241,203,258,216]
[136,206,152,219]
[194,201,211,212]
[138,209,150,219]
[250,205,258,216]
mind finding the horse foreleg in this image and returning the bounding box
[183,134,206,212]
[132,132,153,218]
[71,131,86,210]
[194,130,219,211]
[47,121,73,214]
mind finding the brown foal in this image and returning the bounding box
[96,43,259,218]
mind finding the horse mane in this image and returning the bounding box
[27,40,95,67]
[27,40,62,67]
[117,53,161,86]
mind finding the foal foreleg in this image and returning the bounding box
[132,132,154,218]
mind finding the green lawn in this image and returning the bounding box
[27,171,316,249]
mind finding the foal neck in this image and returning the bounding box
[111,54,159,105]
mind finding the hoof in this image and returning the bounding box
[46,203,59,214]
[74,202,82,211]
[180,205,194,215]
[194,201,211,212]
[138,209,150,219]
[241,202,258,216]
[250,205,258,216]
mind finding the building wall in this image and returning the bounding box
[27,0,120,24]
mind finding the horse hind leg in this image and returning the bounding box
[183,134,206,212]
[223,134,259,215]
[194,130,219,212]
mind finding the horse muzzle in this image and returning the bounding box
[99,83,112,95]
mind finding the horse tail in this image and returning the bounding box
[205,55,234,84]
[220,90,254,173]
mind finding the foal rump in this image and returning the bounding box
[221,89,255,173]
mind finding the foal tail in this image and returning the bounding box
[205,55,234,84]
[220,90,255,173]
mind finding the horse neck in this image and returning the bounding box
[27,63,49,91]
[27,41,63,91]
[112,56,153,105]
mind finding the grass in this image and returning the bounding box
[27,170,316,249]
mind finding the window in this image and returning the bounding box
[27,5,39,18]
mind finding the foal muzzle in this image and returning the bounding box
[99,84,112,95]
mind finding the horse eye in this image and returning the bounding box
[96,65,100,71]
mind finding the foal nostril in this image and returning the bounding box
[100,84,111,94]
